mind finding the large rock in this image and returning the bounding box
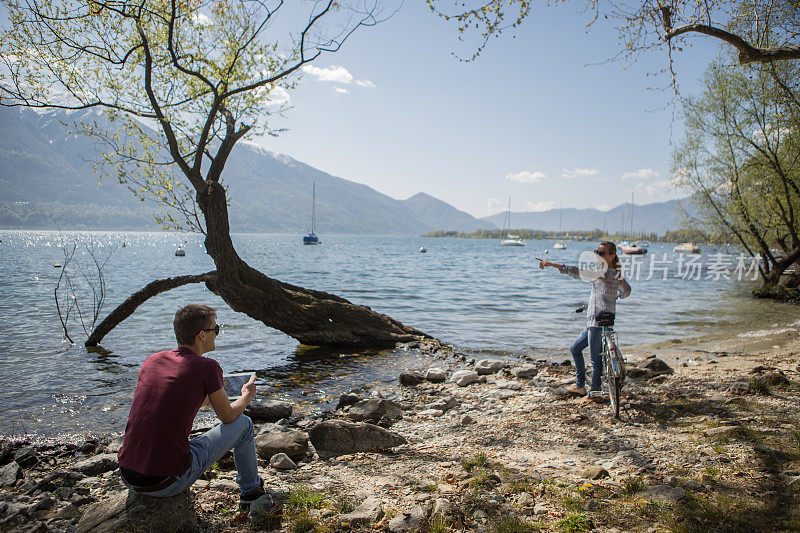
[429,498,454,520]
[581,466,609,480]
[244,399,293,422]
[345,399,402,423]
[425,368,447,383]
[475,359,506,375]
[450,370,479,387]
[255,428,309,461]
[399,372,424,386]
[340,496,384,525]
[249,494,281,528]
[637,485,687,505]
[0,462,21,488]
[387,505,425,532]
[762,371,790,387]
[71,454,119,476]
[14,446,38,468]
[511,364,538,378]
[308,420,406,458]
[269,453,297,470]
[76,490,197,533]
[337,392,362,410]
[642,358,674,375]
[427,396,458,412]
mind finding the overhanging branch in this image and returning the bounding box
[665,23,800,65]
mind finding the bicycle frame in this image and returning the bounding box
[601,326,624,379]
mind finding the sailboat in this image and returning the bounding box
[553,202,567,249]
[500,197,525,246]
[302,182,320,245]
[620,193,647,255]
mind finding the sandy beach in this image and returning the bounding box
[1,321,798,532]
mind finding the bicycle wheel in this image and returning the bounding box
[603,341,620,418]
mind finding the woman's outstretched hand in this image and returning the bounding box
[539,259,563,270]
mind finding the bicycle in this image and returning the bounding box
[595,311,625,418]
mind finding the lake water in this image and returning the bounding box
[1,230,797,438]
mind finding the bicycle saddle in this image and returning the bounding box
[596,311,615,327]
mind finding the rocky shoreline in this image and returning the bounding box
[1,329,799,532]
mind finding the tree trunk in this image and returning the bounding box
[195,182,428,348]
[86,272,217,346]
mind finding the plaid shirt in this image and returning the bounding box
[559,265,631,327]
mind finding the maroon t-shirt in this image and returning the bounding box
[118,347,223,476]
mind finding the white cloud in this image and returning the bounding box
[355,79,376,88]
[506,170,546,183]
[264,87,290,107]
[628,180,671,197]
[486,198,505,216]
[526,201,557,212]
[334,87,350,95]
[562,168,599,179]
[302,65,354,84]
[621,168,659,180]
[191,12,213,27]
[597,203,612,211]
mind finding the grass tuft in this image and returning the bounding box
[620,476,646,496]
[556,512,592,533]
[463,452,490,471]
[490,513,538,533]
[285,486,325,515]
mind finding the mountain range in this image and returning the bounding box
[0,106,688,235]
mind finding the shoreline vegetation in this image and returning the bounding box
[1,326,798,532]
[422,229,711,244]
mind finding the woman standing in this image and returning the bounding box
[539,241,631,397]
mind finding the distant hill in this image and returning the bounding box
[402,192,496,233]
[0,107,488,234]
[480,199,692,235]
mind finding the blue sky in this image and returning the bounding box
[257,1,721,218]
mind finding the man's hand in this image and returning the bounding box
[241,374,256,402]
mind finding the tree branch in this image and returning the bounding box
[665,23,800,65]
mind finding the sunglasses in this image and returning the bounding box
[201,324,220,335]
[594,250,608,256]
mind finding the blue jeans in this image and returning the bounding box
[570,326,603,392]
[124,415,261,497]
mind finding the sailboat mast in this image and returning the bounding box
[311,182,316,234]
[629,192,634,238]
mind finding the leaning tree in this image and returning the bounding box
[1,0,428,348]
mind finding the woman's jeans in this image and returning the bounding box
[124,415,261,497]
[570,326,603,392]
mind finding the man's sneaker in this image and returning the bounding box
[239,479,266,510]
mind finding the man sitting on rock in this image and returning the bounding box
[118,304,264,508]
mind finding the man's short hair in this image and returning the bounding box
[174,304,216,345]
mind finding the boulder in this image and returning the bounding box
[417,409,445,417]
[626,365,654,380]
[387,505,425,532]
[249,493,280,527]
[475,359,506,375]
[424,368,447,383]
[511,364,539,378]
[269,453,297,470]
[637,485,687,505]
[255,428,309,461]
[427,396,458,412]
[345,399,403,423]
[76,490,197,533]
[71,454,118,477]
[723,381,749,395]
[429,498,454,520]
[14,446,38,468]
[581,466,609,480]
[450,370,479,387]
[0,462,21,488]
[399,372,424,386]
[460,414,475,425]
[642,358,674,375]
[762,371,790,387]
[244,399,293,422]
[337,392,362,410]
[340,496,384,526]
[308,420,406,458]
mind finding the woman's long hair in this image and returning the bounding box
[600,241,621,271]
